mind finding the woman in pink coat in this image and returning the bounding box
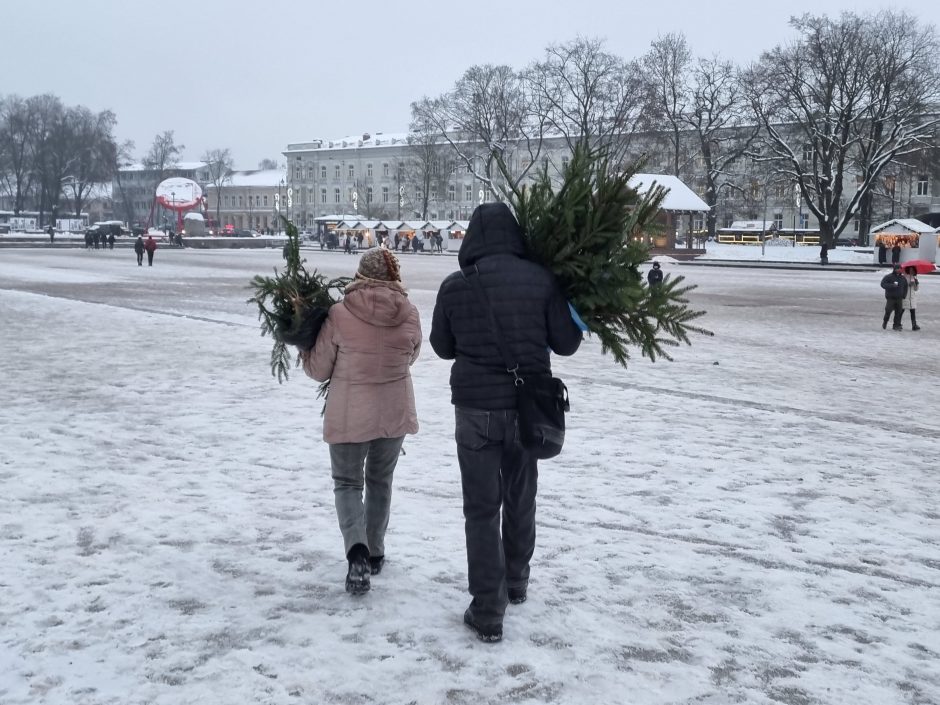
[301,248,421,595]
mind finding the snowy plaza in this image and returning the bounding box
[1,247,938,705]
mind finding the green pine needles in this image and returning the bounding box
[511,145,711,367]
[248,218,350,383]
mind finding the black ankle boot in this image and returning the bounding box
[345,544,371,595]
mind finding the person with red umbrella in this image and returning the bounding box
[903,265,921,331]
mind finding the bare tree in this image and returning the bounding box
[643,33,693,178]
[202,148,233,226]
[63,107,118,218]
[402,116,456,220]
[0,95,34,214]
[144,130,184,226]
[112,139,136,225]
[26,94,68,226]
[411,63,546,202]
[258,158,279,170]
[528,37,648,168]
[684,56,760,239]
[746,11,940,245]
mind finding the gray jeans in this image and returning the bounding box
[455,407,538,624]
[329,436,404,557]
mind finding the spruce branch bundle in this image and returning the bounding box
[511,144,711,367]
[248,218,350,383]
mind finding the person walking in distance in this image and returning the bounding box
[300,248,421,595]
[881,263,909,330]
[144,235,157,266]
[903,265,921,331]
[647,261,664,287]
[134,236,145,266]
[430,203,582,642]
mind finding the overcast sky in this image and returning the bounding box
[3,0,937,169]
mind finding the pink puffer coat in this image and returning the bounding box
[302,279,421,444]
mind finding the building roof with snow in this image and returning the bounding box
[628,174,710,213]
[871,218,938,234]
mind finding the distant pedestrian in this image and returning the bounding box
[903,266,921,331]
[85,231,93,249]
[134,236,145,266]
[107,232,115,250]
[877,240,887,265]
[343,234,352,254]
[93,231,101,250]
[144,235,157,266]
[880,263,908,331]
[891,243,901,265]
[47,225,55,245]
[647,261,664,287]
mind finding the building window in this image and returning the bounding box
[239,196,243,207]
[800,213,809,229]
[448,184,455,201]
[307,167,313,180]
[465,185,473,202]
[321,165,327,179]
[294,166,301,180]
[347,187,353,202]
[773,212,783,229]
[802,144,813,163]
[256,195,261,207]
[916,175,929,196]
[348,164,355,180]
[367,163,373,178]
[382,186,389,203]
[334,188,340,203]
[334,165,340,180]
[367,186,373,203]
[321,188,327,203]
[263,195,268,206]
[431,185,438,200]
[383,163,389,177]
[561,157,569,172]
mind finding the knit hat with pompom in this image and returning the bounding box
[356,247,401,282]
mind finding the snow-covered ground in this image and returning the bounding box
[1,248,938,705]
[697,241,878,265]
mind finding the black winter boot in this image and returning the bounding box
[911,310,920,331]
[345,544,371,595]
[463,608,503,642]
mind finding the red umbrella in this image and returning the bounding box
[900,259,937,274]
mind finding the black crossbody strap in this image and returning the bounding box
[461,265,524,387]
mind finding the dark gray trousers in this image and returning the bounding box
[329,436,404,558]
[455,406,537,625]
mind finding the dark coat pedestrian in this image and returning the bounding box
[107,233,115,250]
[881,265,909,330]
[93,231,101,249]
[144,236,157,266]
[430,202,582,642]
[647,262,664,286]
[134,236,145,266]
[891,244,901,264]
[47,225,55,244]
[877,241,887,265]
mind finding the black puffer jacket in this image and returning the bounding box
[430,203,582,409]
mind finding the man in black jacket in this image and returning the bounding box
[647,261,664,286]
[430,202,582,642]
[881,264,909,330]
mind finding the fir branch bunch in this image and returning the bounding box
[248,218,350,383]
[511,144,711,367]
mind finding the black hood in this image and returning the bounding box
[458,202,527,267]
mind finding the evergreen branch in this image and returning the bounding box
[510,143,712,368]
[247,217,350,383]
